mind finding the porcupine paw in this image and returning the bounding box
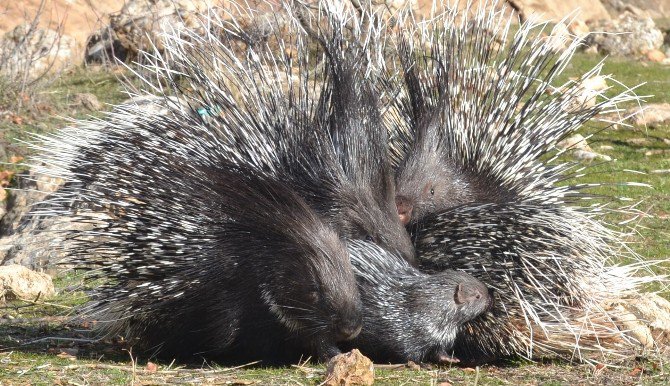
[436,354,461,364]
[312,338,342,362]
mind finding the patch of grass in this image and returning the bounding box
[0,65,133,164]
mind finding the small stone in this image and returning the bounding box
[646,49,665,62]
[323,349,374,386]
[0,265,55,302]
[628,103,670,126]
[626,138,651,146]
[557,134,590,151]
[573,149,611,162]
[73,93,102,111]
[568,19,590,38]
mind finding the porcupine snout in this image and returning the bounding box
[333,302,363,341]
[454,280,494,312]
[396,195,414,226]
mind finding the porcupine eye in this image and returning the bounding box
[306,283,321,304]
[430,187,435,196]
[364,235,376,243]
[307,291,320,304]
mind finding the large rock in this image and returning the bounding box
[586,12,663,57]
[628,103,670,127]
[608,294,670,349]
[414,0,518,20]
[0,169,63,236]
[507,0,611,23]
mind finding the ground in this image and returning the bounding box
[0,39,670,385]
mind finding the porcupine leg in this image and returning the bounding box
[311,335,342,361]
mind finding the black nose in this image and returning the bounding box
[334,317,363,341]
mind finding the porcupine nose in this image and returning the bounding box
[454,281,492,306]
[334,312,363,341]
[395,195,413,226]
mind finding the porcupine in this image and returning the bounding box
[22,5,411,362]
[383,1,655,361]
[342,240,493,363]
[32,121,365,362]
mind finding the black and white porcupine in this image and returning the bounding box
[384,1,658,361]
[26,2,495,363]
[32,107,369,361]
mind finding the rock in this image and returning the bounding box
[609,293,670,348]
[573,149,612,162]
[0,24,76,78]
[323,349,374,386]
[628,103,670,126]
[0,192,6,222]
[610,303,654,348]
[116,95,187,116]
[372,0,418,13]
[507,0,610,23]
[550,75,608,113]
[85,0,213,64]
[645,49,666,62]
[568,19,590,38]
[602,0,670,20]
[556,134,612,162]
[84,27,127,65]
[0,264,54,302]
[0,170,63,237]
[626,137,651,146]
[586,12,663,57]
[543,19,590,52]
[0,211,106,270]
[73,93,102,111]
[557,134,591,151]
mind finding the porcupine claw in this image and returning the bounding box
[437,354,460,364]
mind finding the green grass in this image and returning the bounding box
[1,50,670,384]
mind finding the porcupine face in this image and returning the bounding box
[344,240,492,363]
[401,270,493,362]
[334,177,416,265]
[395,138,475,225]
[263,223,363,344]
